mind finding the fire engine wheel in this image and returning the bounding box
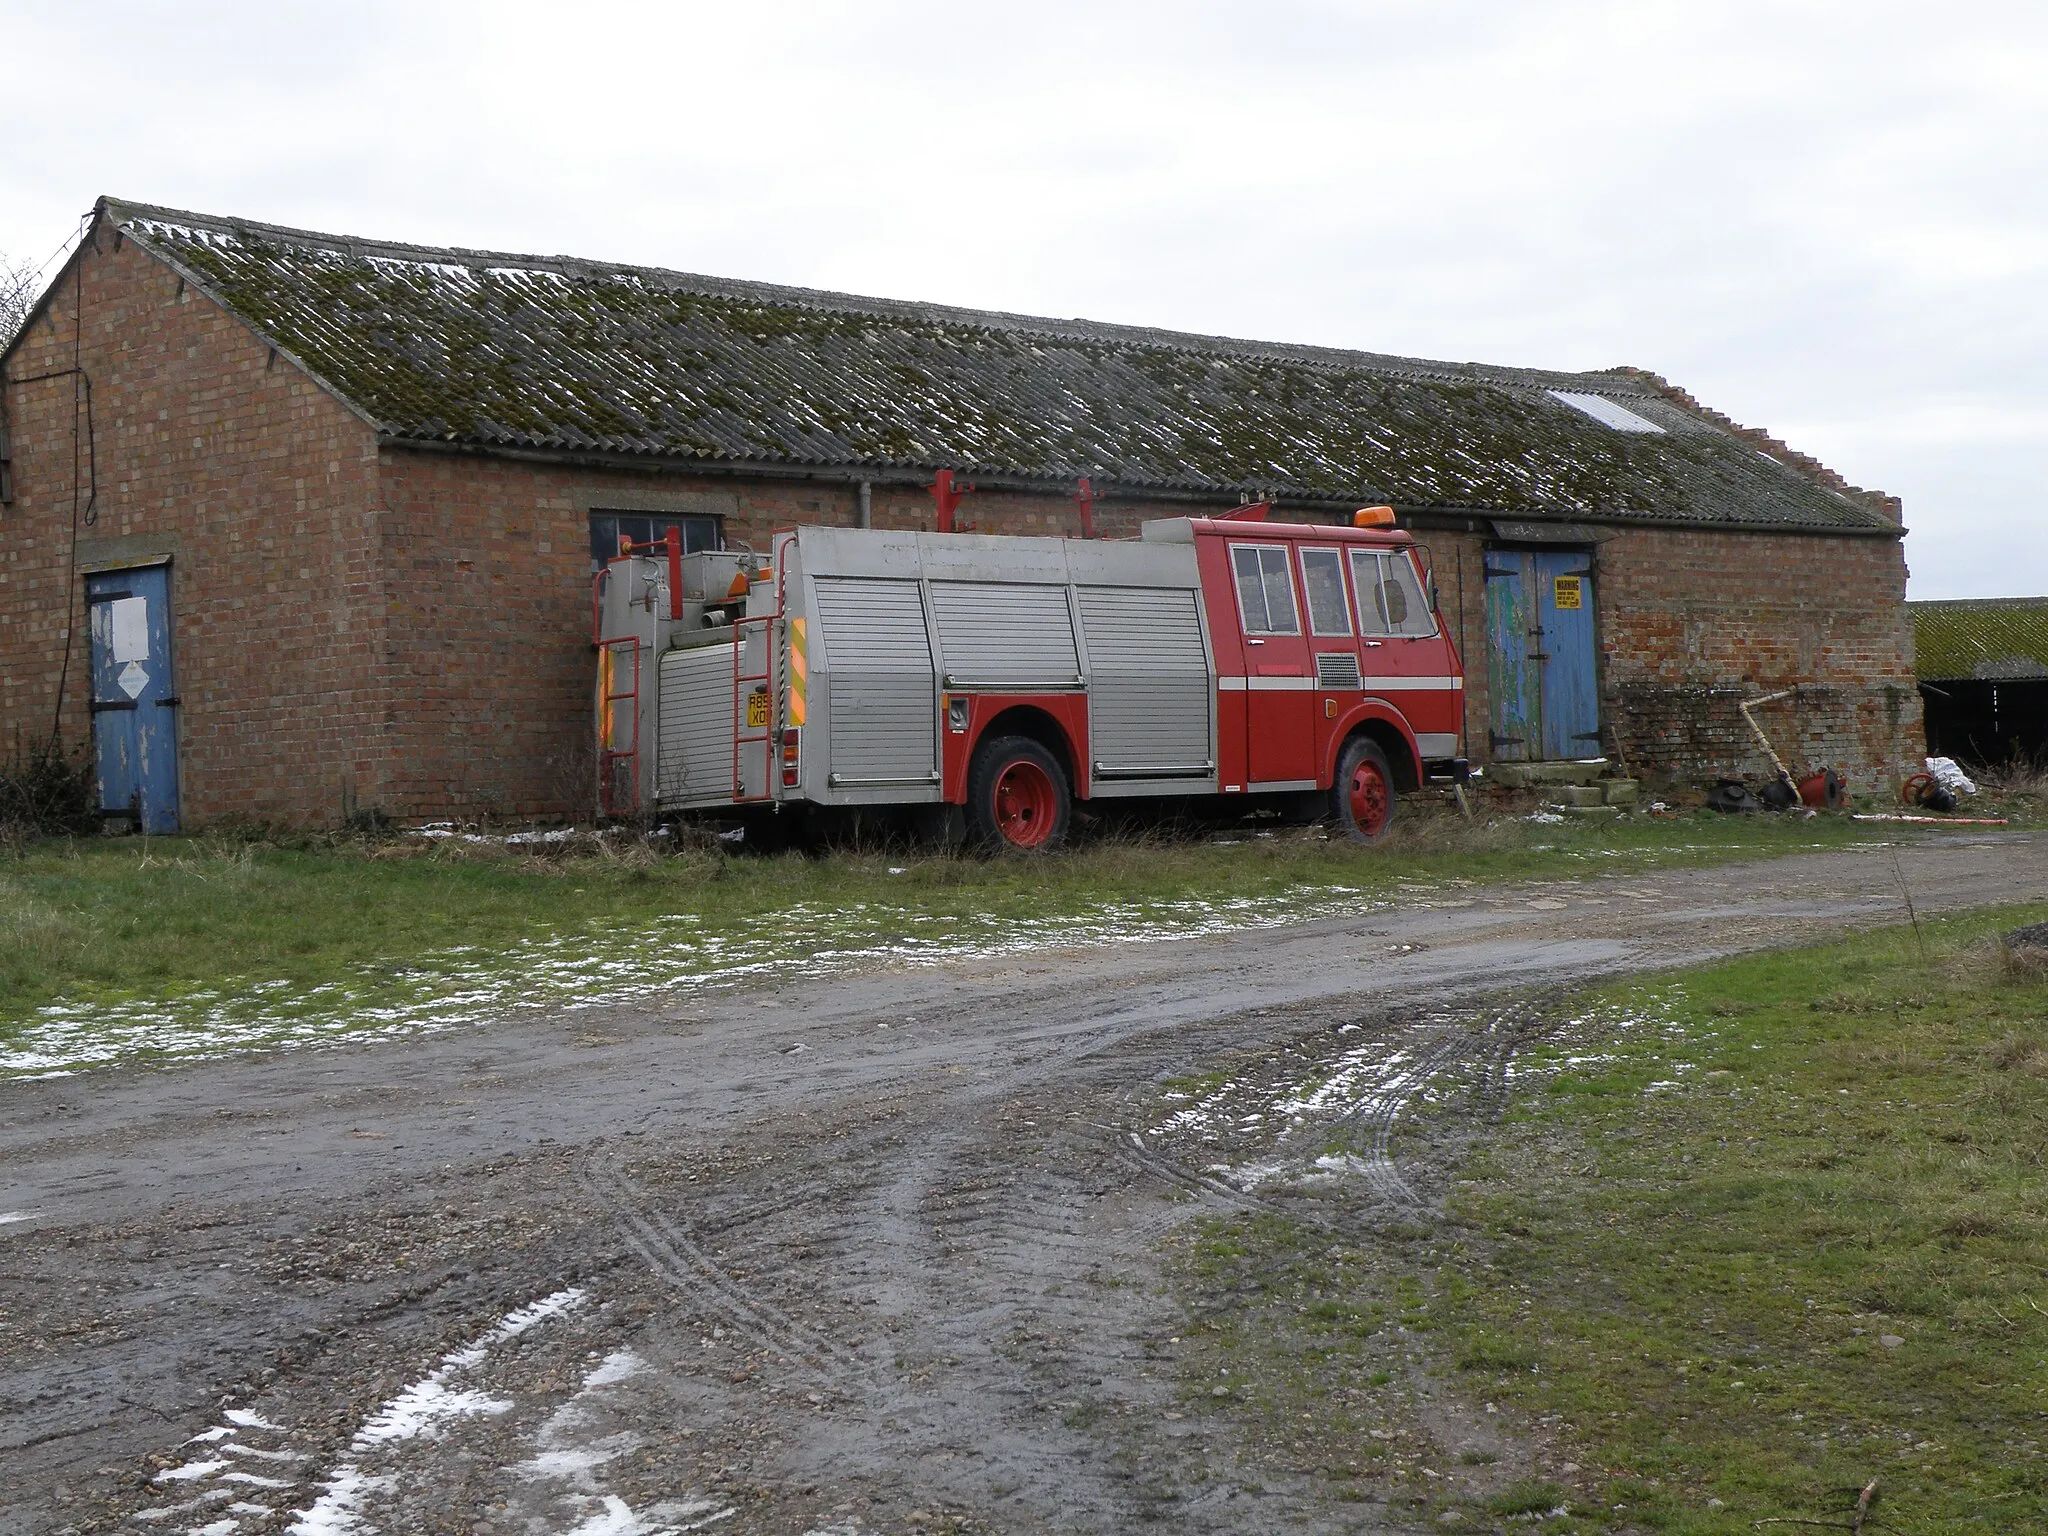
[1331,737,1397,843]
[967,736,1071,854]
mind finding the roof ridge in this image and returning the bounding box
[102,196,1669,397]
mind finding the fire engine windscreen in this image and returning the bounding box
[1351,549,1437,637]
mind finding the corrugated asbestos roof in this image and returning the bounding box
[104,198,1896,533]
[1911,598,2048,680]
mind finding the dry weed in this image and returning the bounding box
[2001,922,2048,982]
[1976,752,2048,799]
[1990,1032,2048,1076]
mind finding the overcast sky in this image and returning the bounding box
[4,1,2041,598]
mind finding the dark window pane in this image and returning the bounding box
[1231,545,1271,632]
[1300,548,1350,636]
[1258,547,1300,635]
[590,511,722,568]
[1351,550,1390,635]
[589,514,620,566]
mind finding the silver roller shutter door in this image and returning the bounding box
[657,643,740,806]
[812,577,938,783]
[929,581,1080,687]
[1079,586,1214,776]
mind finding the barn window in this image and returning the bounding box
[588,511,721,570]
[1298,547,1352,636]
[1230,544,1300,635]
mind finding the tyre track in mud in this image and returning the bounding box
[2,834,2042,1533]
[1335,1000,1535,1210]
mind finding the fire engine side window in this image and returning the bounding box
[1230,545,1300,635]
[1298,548,1351,636]
[1350,549,1392,636]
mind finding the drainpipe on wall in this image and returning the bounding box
[857,479,872,529]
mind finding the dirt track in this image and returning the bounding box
[4,832,2043,1535]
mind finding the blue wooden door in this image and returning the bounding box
[1485,549,1600,763]
[1534,551,1600,759]
[1483,552,1536,761]
[87,565,181,833]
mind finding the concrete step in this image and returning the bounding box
[1489,759,1609,788]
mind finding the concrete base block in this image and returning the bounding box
[1491,759,1609,788]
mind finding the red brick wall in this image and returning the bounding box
[1593,526,1919,792]
[0,223,384,825]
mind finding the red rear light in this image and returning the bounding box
[780,728,801,788]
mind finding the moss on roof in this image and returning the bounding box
[106,199,1895,532]
[1911,598,2048,680]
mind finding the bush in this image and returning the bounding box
[0,738,97,842]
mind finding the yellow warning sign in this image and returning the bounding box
[1553,575,1584,610]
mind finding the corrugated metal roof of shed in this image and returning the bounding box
[1911,597,2048,680]
[102,198,1897,534]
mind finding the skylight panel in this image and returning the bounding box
[1547,390,1666,434]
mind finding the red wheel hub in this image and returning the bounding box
[1348,758,1391,836]
[992,758,1057,848]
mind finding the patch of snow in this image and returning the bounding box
[155,1459,230,1482]
[286,1288,588,1533]
[584,1349,647,1389]
[561,1496,734,1534]
[290,1466,392,1535]
[219,1469,297,1488]
[5,883,1397,1078]
[505,1347,729,1534]
[222,1441,306,1462]
[354,1380,514,1446]
[134,1487,235,1521]
[1213,1159,1290,1190]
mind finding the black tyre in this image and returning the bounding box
[1329,736,1397,842]
[966,735,1071,854]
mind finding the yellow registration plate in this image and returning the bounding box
[746,690,771,729]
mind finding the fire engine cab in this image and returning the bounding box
[594,507,1465,851]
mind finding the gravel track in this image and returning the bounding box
[2,833,2041,1534]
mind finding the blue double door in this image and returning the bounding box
[1483,548,1600,762]
[87,564,181,832]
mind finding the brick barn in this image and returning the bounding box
[0,198,1919,830]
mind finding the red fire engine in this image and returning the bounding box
[594,505,1465,851]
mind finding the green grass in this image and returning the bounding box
[1168,906,2048,1532]
[0,808,1894,1075]
[1435,907,2048,1532]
